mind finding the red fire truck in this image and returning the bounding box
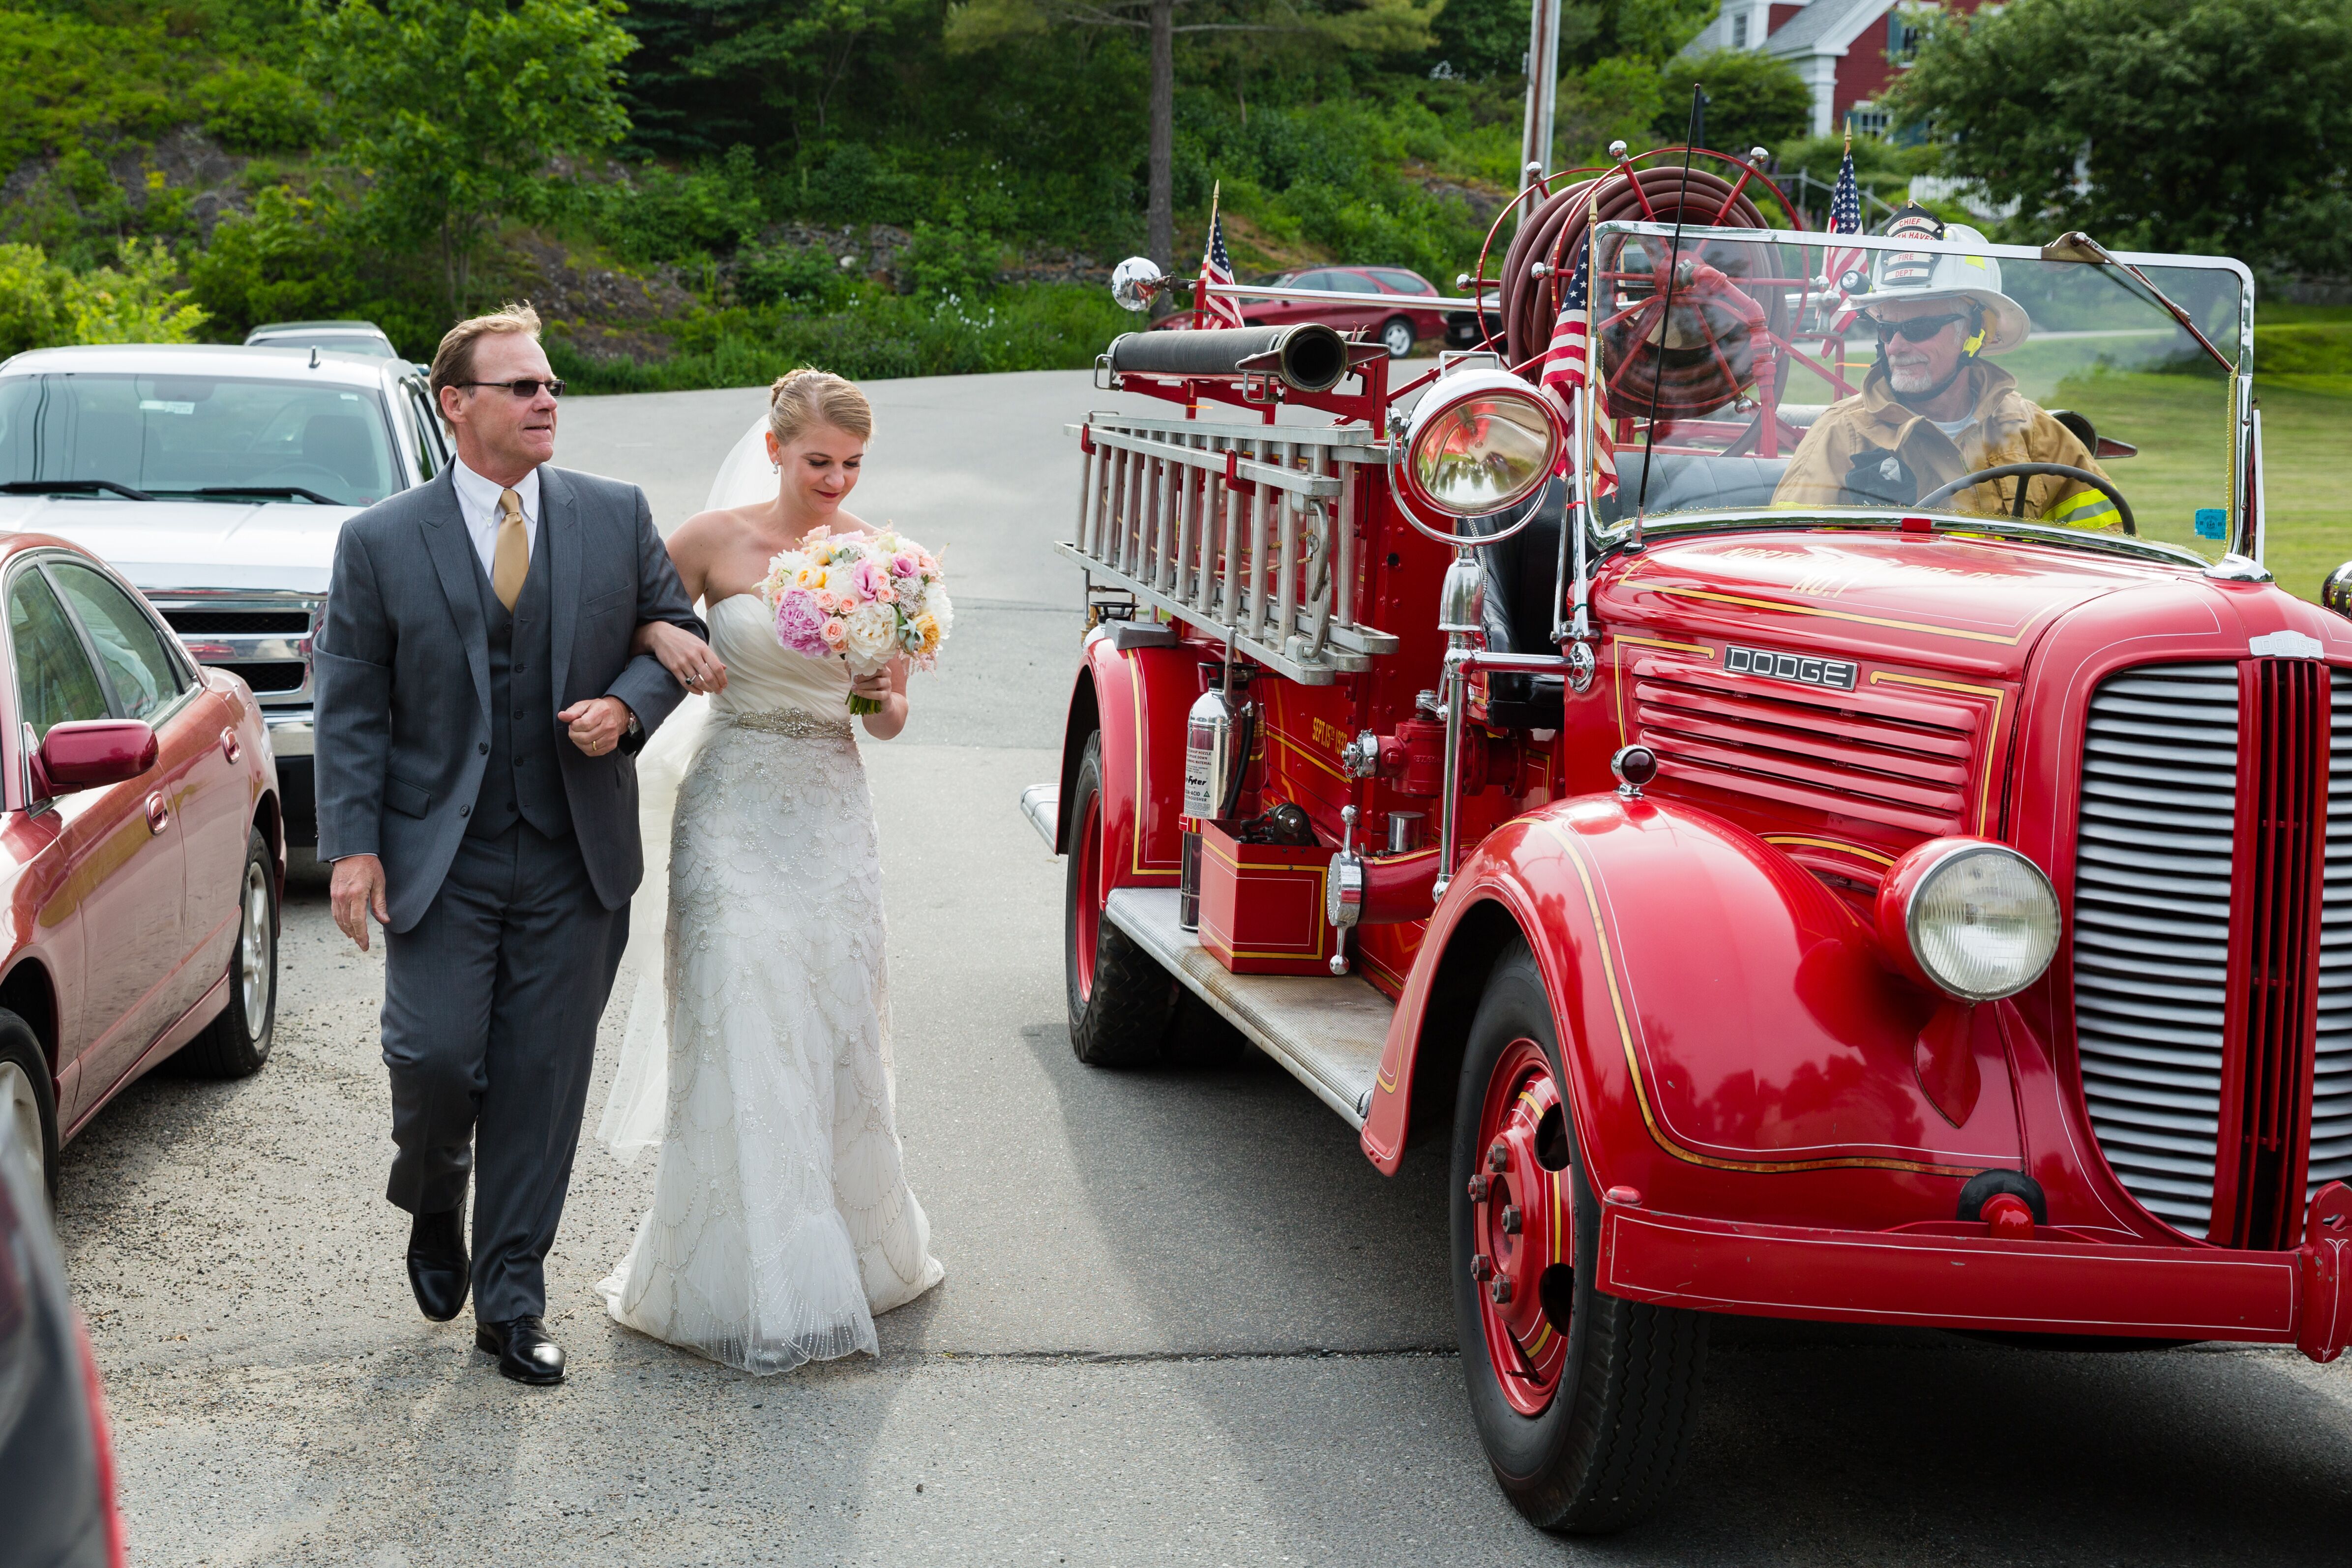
[1020,148,2352,1533]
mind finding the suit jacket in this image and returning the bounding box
[313,464,706,932]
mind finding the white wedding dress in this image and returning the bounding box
[596,593,944,1373]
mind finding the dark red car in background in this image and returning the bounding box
[1156,265,1446,358]
[0,531,283,1198]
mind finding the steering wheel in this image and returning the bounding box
[1915,462,2135,537]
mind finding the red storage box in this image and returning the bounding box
[1197,820,1336,976]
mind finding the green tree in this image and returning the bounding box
[185,183,362,337]
[1665,48,1809,154]
[304,0,638,314]
[0,244,73,356]
[1888,0,2352,276]
[948,0,1437,269]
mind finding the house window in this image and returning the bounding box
[1732,11,1748,46]
[1888,10,1927,60]
[1848,102,1892,138]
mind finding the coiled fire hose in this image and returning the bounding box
[1488,163,1793,420]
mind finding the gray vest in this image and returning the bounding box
[468,527,571,841]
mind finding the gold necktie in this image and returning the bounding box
[492,488,529,611]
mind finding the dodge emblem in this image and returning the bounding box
[1724,644,1858,691]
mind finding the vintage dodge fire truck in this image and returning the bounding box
[1019,149,2352,1533]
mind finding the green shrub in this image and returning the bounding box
[545,281,1132,392]
[2253,322,2352,376]
[735,244,849,309]
[900,221,1008,300]
[193,64,324,154]
[0,243,73,357]
[66,239,209,345]
[1667,51,1813,154]
[185,183,360,337]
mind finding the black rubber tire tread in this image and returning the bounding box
[1065,734,1178,1067]
[1452,936,1708,1535]
[176,828,277,1079]
[0,1010,58,1197]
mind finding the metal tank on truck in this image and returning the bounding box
[1016,139,2352,1533]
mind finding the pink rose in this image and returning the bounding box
[773,589,830,656]
[816,590,840,613]
[890,552,918,578]
[820,619,849,648]
[875,584,898,605]
[852,558,889,598]
[918,553,938,574]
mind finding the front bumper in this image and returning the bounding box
[1599,1182,2352,1362]
[263,712,316,844]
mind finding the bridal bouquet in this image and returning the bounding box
[760,528,953,714]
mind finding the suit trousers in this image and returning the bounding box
[380,822,627,1323]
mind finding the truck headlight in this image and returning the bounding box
[1401,369,1564,517]
[1876,839,2059,1003]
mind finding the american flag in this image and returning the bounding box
[1820,140,1865,334]
[1197,204,1245,329]
[1540,239,1617,498]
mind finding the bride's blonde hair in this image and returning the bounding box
[768,367,872,447]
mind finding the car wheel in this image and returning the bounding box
[0,1010,59,1197]
[1452,938,1708,1534]
[1065,732,1179,1066]
[177,828,277,1079]
[1381,316,1416,359]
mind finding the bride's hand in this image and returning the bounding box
[637,620,728,694]
[848,669,893,705]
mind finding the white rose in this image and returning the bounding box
[842,601,898,669]
[921,587,953,644]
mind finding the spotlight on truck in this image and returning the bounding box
[1399,368,1567,520]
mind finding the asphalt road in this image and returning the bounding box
[55,367,2352,1566]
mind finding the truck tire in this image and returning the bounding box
[0,1010,58,1197]
[1452,937,1708,1534]
[1065,732,1179,1066]
[175,828,277,1079]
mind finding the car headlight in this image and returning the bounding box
[1876,839,2059,1002]
[1401,369,1564,517]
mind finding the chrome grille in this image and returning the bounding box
[2319,671,2352,1193]
[2072,663,2238,1232]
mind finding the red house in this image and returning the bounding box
[1681,0,1987,139]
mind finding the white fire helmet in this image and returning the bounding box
[1847,216,2032,356]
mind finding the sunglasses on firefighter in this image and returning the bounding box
[458,377,566,399]
[1864,310,1976,344]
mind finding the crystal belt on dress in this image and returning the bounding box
[714,708,855,741]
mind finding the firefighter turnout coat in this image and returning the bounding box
[1771,359,2119,530]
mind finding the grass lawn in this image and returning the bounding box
[2050,370,2350,602]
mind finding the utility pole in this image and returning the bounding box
[1517,0,1561,227]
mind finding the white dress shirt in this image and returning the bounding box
[449,457,541,580]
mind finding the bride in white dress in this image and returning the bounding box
[595,369,944,1373]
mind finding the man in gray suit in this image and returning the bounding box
[315,303,705,1385]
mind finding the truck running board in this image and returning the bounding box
[1103,888,1395,1128]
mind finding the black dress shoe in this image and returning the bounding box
[476,1315,565,1385]
[406,1206,468,1322]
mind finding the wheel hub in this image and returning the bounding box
[1471,1035,1572,1415]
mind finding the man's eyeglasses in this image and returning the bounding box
[459,378,566,399]
[1864,311,1975,344]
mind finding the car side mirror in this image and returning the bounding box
[35,719,157,798]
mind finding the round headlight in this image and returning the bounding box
[1878,840,2059,1002]
[1404,371,1563,517]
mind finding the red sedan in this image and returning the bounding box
[0,533,282,1193]
[1159,266,1447,359]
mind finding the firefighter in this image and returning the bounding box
[1773,215,2120,529]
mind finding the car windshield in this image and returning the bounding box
[0,372,398,505]
[1568,221,2250,566]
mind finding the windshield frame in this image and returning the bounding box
[1565,221,2258,571]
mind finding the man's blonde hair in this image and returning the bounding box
[429,302,544,416]
[767,367,872,447]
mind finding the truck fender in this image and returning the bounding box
[1360,794,2024,1221]
[1053,630,1190,888]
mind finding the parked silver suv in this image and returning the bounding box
[0,344,452,843]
